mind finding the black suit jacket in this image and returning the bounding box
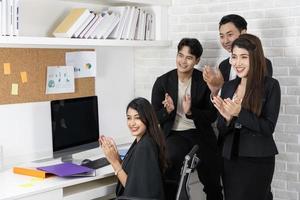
[217,76,280,159]
[116,134,164,200]
[219,57,273,82]
[151,69,218,147]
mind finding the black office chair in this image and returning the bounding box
[175,145,200,200]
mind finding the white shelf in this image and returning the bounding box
[0,36,171,49]
[61,0,171,6]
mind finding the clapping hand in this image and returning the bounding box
[212,96,242,123]
[182,94,192,115]
[162,93,175,113]
[99,135,120,165]
[203,65,224,95]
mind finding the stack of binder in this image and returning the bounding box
[53,6,155,41]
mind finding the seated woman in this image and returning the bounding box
[99,97,167,200]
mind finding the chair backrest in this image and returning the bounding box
[175,145,200,200]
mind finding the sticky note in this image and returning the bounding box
[11,83,18,95]
[20,72,28,83]
[4,63,11,75]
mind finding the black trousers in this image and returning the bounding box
[223,156,275,200]
[164,129,223,200]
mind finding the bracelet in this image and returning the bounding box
[114,167,123,176]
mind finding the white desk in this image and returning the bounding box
[0,163,117,200]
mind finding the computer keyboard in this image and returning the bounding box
[81,157,110,169]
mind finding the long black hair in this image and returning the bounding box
[231,34,266,116]
[126,97,167,172]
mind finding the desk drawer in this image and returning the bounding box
[63,176,117,200]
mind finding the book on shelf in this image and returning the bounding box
[107,6,129,40]
[73,12,95,38]
[83,14,103,39]
[78,14,99,38]
[12,0,19,36]
[91,10,120,39]
[53,8,90,38]
[121,6,136,40]
[128,7,140,40]
[6,0,13,36]
[1,0,6,35]
[102,13,120,39]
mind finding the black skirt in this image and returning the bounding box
[223,156,275,200]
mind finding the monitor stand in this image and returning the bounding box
[61,154,82,165]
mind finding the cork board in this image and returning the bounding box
[0,48,95,105]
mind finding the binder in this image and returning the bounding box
[13,167,48,178]
[128,7,139,40]
[83,14,103,39]
[78,14,99,38]
[107,6,128,39]
[92,11,120,39]
[73,12,95,38]
[121,6,135,40]
[1,0,6,35]
[37,162,94,177]
[6,0,12,35]
[12,0,19,36]
[53,8,90,38]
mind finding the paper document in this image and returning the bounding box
[66,51,96,78]
[46,66,75,94]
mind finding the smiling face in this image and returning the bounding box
[230,46,250,78]
[176,46,200,75]
[127,107,146,141]
[219,22,245,53]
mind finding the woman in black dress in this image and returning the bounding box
[100,97,167,200]
[212,34,281,200]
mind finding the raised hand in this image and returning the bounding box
[99,135,120,165]
[203,65,224,95]
[182,94,192,115]
[212,96,232,122]
[162,93,175,113]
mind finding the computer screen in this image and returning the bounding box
[51,96,99,162]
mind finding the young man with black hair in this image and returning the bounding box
[152,38,223,200]
[203,14,273,94]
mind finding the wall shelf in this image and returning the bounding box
[61,0,171,6]
[0,36,171,49]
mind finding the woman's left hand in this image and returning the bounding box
[223,98,241,117]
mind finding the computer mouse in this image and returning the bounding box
[81,159,92,165]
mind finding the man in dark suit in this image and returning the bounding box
[151,38,223,200]
[203,14,273,94]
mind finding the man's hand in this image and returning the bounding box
[203,65,224,95]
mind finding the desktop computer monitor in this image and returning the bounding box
[51,96,99,162]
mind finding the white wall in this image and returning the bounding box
[134,0,300,199]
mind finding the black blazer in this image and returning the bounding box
[116,134,164,200]
[151,69,217,147]
[217,76,280,159]
[219,57,273,82]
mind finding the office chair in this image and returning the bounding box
[175,145,200,200]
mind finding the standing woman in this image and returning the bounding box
[99,97,167,200]
[212,34,280,200]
